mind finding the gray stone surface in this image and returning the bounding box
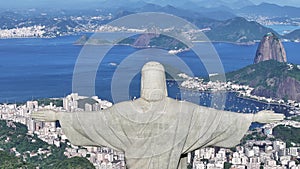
[32,61,285,169]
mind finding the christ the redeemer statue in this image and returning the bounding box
[32,61,284,169]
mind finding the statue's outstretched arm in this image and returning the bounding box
[193,105,285,124]
[31,109,60,122]
[31,109,105,146]
[252,110,285,123]
[182,103,285,152]
[31,109,124,151]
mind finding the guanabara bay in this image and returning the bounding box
[0,0,300,169]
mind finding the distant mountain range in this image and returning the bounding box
[1,2,300,42]
[183,0,254,9]
[117,2,237,21]
[284,29,300,41]
[74,33,189,52]
[205,17,277,42]
[110,4,285,42]
[1,0,300,18]
[236,2,300,18]
[114,1,300,18]
[0,0,253,11]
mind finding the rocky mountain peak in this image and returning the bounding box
[254,32,287,64]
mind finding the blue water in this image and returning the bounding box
[0,35,299,114]
[0,36,81,102]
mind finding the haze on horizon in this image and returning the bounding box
[1,0,300,10]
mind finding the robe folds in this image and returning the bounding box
[59,97,252,169]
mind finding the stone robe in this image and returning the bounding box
[59,97,252,169]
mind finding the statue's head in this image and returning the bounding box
[141,61,168,101]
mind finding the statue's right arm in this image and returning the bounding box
[31,109,108,122]
[31,109,112,147]
[31,109,59,122]
[31,109,102,146]
[31,109,124,151]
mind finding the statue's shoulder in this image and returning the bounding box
[165,97,198,109]
[112,100,135,109]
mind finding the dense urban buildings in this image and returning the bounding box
[0,92,299,168]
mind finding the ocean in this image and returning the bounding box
[0,35,299,117]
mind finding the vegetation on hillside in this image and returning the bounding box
[75,33,188,50]
[0,150,35,169]
[289,115,300,122]
[240,129,267,145]
[226,60,296,85]
[53,157,95,169]
[273,125,300,147]
[118,33,188,50]
[226,60,300,101]
[205,17,278,42]
[0,120,94,169]
[239,125,300,149]
[37,98,63,107]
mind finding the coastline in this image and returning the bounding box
[192,40,259,45]
[180,86,299,114]
[234,92,298,111]
[3,33,299,46]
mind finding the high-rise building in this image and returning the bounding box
[289,147,298,157]
[84,103,92,111]
[26,101,38,110]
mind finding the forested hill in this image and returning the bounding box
[226,60,300,102]
[0,120,95,169]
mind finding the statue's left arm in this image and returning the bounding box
[182,103,285,153]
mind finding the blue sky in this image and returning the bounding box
[1,0,300,9]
